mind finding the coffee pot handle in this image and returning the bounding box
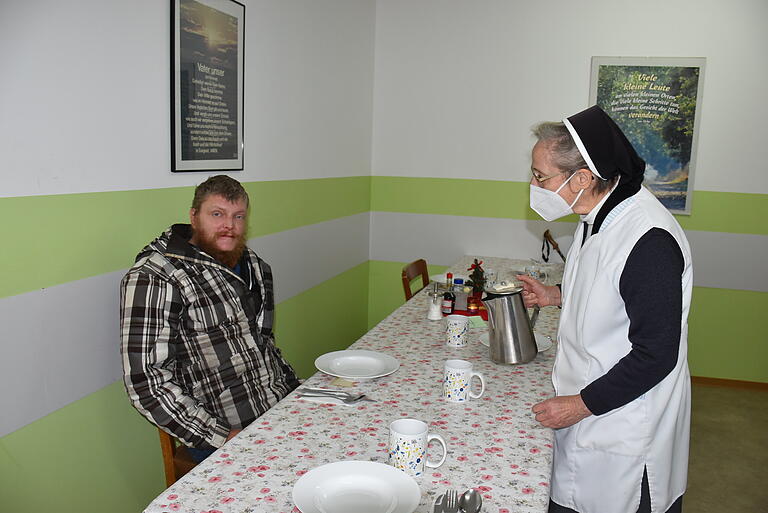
[530,305,540,329]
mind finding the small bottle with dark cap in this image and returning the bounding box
[442,273,455,314]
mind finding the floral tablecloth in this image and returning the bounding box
[144,257,562,513]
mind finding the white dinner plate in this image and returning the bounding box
[478,331,554,352]
[292,460,420,513]
[315,350,400,380]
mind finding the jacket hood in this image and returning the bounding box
[135,224,197,263]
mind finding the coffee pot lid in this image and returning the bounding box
[484,282,523,295]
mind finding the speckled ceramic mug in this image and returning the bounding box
[388,419,447,477]
[443,359,485,402]
[445,314,470,347]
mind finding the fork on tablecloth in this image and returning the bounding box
[443,489,460,513]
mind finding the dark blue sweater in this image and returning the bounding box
[579,227,685,416]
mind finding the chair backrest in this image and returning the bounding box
[158,428,198,487]
[401,259,430,300]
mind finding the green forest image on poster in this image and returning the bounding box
[595,65,700,212]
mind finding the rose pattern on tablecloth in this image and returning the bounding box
[144,257,561,513]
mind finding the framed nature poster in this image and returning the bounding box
[589,57,705,214]
[171,0,245,172]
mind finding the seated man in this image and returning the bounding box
[120,175,299,462]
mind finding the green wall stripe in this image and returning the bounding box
[0,176,371,299]
[370,177,535,219]
[370,176,768,235]
[246,177,371,237]
[366,259,447,329]
[275,261,371,379]
[688,286,767,383]
[0,381,165,513]
[673,190,766,234]
[3,175,763,299]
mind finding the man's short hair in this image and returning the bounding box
[532,121,618,194]
[191,175,249,211]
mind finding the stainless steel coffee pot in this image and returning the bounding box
[482,287,538,364]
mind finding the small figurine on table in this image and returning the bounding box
[466,258,486,296]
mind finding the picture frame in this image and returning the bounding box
[171,0,245,172]
[589,56,705,214]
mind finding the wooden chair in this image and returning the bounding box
[401,259,430,300]
[158,428,198,487]
[542,229,566,263]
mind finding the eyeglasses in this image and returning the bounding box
[530,167,578,184]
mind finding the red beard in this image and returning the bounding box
[193,230,247,268]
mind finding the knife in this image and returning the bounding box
[297,392,376,403]
[299,387,353,396]
[432,493,445,513]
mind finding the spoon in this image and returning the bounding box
[459,488,482,513]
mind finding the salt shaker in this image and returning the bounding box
[427,283,443,320]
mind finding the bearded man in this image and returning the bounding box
[120,175,299,462]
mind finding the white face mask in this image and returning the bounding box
[529,172,584,222]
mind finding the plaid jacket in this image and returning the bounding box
[120,224,299,449]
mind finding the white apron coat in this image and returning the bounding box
[550,187,692,513]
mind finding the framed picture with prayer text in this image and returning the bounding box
[589,57,705,214]
[171,0,245,172]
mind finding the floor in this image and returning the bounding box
[686,383,768,512]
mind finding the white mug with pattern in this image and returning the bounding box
[388,418,447,477]
[443,359,485,402]
[445,314,470,347]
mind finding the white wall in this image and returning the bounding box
[371,0,768,195]
[0,0,376,198]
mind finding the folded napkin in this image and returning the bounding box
[329,377,355,387]
[469,316,488,329]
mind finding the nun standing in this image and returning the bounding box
[517,106,692,513]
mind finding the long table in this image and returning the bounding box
[144,256,562,513]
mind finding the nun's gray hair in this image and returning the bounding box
[532,121,617,194]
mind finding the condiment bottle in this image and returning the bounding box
[453,278,468,310]
[442,273,455,314]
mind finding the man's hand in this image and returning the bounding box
[532,395,592,429]
[516,274,561,308]
[226,429,242,442]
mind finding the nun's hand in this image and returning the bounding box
[532,395,592,429]
[516,274,561,308]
